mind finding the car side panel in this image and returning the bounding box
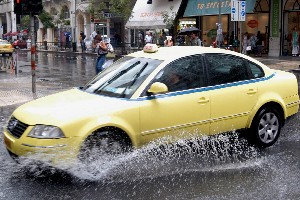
[246,71,299,128]
[139,91,211,145]
[209,81,258,134]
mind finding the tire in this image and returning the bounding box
[78,128,131,163]
[249,106,282,148]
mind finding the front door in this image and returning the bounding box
[139,55,211,144]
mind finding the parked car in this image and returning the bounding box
[0,39,14,56]
[3,45,300,167]
[12,39,27,49]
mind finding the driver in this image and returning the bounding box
[166,72,188,92]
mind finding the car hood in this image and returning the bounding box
[13,88,135,126]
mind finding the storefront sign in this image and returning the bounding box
[247,20,258,28]
[272,0,280,37]
[184,0,256,17]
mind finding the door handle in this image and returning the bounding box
[198,97,210,103]
[247,89,257,95]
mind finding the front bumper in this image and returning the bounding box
[3,128,82,167]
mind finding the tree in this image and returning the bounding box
[161,6,177,29]
[88,0,133,22]
[20,15,30,31]
[38,10,55,29]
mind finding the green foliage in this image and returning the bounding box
[110,0,133,21]
[54,8,71,27]
[20,15,30,30]
[161,6,177,29]
[88,1,106,21]
[39,10,55,28]
[88,0,133,21]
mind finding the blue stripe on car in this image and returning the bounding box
[135,73,276,101]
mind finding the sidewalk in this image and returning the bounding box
[20,47,300,71]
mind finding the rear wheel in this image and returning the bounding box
[249,106,282,148]
[78,128,132,163]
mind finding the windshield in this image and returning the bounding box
[82,56,163,98]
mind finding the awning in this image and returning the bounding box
[126,0,182,29]
[3,31,11,36]
[11,31,19,36]
[184,0,256,17]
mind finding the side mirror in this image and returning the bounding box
[147,82,168,95]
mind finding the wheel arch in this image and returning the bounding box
[77,119,140,152]
[248,101,285,129]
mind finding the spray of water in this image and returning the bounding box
[61,131,261,181]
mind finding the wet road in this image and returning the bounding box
[0,51,300,200]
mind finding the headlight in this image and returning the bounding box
[28,125,65,139]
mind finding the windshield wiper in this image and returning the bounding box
[120,62,149,98]
[95,61,141,93]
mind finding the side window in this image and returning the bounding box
[153,55,205,93]
[247,62,265,78]
[206,54,249,85]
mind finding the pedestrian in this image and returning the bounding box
[291,27,299,56]
[255,31,262,57]
[65,34,71,49]
[242,32,249,54]
[164,36,173,47]
[92,33,101,53]
[138,31,144,49]
[79,31,86,52]
[250,34,257,55]
[158,34,165,47]
[95,36,108,74]
[144,31,153,44]
[189,32,202,46]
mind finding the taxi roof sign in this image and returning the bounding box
[143,43,158,53]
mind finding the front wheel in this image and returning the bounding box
[78,128,132,163]
[249,107,282,148]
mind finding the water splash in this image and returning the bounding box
[65,131,261,181]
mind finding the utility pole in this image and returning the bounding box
[30,13,36,94]
[13,0,43,94]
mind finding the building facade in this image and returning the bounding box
[0,0,126,49]
[1,0,300,56]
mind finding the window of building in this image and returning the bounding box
[61,5,70,19]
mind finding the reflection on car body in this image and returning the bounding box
[3,45,300,168]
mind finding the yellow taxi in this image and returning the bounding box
[3,45,300,167]
[0,39,14,56]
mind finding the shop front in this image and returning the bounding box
[282,0,300,56]
[125,0,183,48]
[183,0,269,53]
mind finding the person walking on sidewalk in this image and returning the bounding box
[255,31,262,57]
[95,36,108,74]
[242,32,249,54]
[79,31,86,52]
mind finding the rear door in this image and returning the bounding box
[205,53,262,134]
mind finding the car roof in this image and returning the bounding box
[128,46,267,67]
